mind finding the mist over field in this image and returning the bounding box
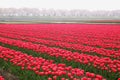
[0,0,120,23]
[0,8,120,23]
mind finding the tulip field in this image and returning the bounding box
[0,24,120,80]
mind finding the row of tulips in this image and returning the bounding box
[0,46,106,80]
[0,32,120,59]
[0,25,120,50]
[0,37,120,74]
[1,24,120,42]
[0,28,120,51]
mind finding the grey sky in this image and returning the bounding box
[0,0,120,10]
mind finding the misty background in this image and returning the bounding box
[0,0,120,22]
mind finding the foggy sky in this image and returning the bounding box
[0,0,120,11]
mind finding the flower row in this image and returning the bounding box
[0,24,120,50]
[0,46,105,80]
[0,37,120,73]
[0,32,119,59]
